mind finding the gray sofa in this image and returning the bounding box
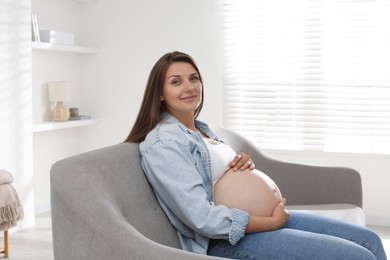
[50,126,365,260]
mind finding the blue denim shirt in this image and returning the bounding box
[139,113,250,255]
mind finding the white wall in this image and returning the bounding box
[78,0,223,152]
[32,0,86,213]
[0,0,35,230]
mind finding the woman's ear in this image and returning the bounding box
[160,96,164,101]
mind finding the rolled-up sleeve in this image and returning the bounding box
[140,132,249,245]
[230,208,249,245]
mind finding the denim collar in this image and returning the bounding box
[161,112,220,141]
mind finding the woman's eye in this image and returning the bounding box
[190,75,199,82]
[171,80,181,86]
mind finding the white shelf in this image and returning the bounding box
[32,41,98,54]
[74,0,99,2]
[33,119,99,132]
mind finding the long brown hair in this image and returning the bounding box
[125,51,204,143]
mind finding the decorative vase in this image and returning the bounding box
[51,101,70,121]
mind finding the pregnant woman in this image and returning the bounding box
[125,51,387,260]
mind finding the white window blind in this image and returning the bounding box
[223,0,390,154]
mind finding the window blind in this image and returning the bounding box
[223,0,390,154]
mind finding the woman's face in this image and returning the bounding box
[162,62,202,118]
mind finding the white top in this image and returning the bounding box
[203,137,237,184]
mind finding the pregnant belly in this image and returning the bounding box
[214,169,283,217]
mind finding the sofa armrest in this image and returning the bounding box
[258,157,363,207]
[89,220,227,260]
[52,181,225,260]
[213,126,363,208]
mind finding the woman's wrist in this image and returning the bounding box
[245,215,284,233]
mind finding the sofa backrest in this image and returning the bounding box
[114,143,181,248]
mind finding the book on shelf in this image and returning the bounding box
[69,115,92,120]
[31,13,40,42]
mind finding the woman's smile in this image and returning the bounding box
[180,95,197,102]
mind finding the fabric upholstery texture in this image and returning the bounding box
[51,127,364,259]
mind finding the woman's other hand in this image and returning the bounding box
[229,152,255,171]
[271,199,289,229]
[245,198,289,233]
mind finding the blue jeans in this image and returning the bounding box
[208,212,387,260]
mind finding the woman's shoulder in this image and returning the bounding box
[139,120,192,153]
[153,121,189,140]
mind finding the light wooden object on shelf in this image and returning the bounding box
[48,81,71,122]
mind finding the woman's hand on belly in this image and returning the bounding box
[214,168,284,217]
[228,152,255,171]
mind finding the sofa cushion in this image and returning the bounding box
[286,203,365,226]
